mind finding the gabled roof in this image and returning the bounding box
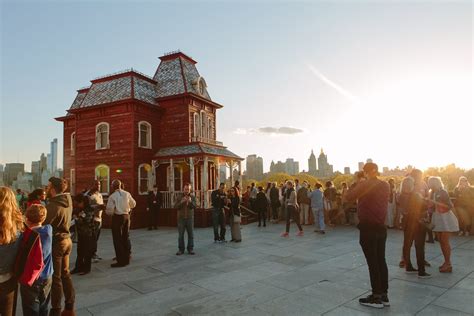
[155,143,242,160]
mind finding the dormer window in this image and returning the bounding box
[96,122,110,150]
[138,121,152,148]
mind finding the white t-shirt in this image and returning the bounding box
[106,189,136,216]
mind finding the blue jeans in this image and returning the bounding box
[20,277,52,316]
[313,207,325,231]
[178,217,194,252]
[212,209,226,241]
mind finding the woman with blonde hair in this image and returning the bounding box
[428,176,459,273]
[0,186,25,316]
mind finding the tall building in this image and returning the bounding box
[47,154,52,173]
[366,158,373,163]
[308,150,317,175]
[31,161,42,188]
[3,163,25,186]
[40,153,47,172]
[50,138,58,173]
[246,154,264,180]
[358,162,364,171]
[0,164,4,172]
[316,149,333,178]
[344,167,351,175]
[285,158,299,175]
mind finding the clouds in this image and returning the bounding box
[234,126,304,135]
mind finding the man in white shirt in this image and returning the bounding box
[106,179,136,267]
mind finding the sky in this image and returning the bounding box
[1,1,473,174]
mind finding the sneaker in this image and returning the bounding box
[319,230,326,235]
[176,251,184,256]
[405,267,418,274]
[359,295,384,309]
[381,294,390,307]
[418,272,432,279]
[296,231,304,237]
[280,232,289,238]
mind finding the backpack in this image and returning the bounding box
[14,226,44,286]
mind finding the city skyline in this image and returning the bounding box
[1,2,472,173]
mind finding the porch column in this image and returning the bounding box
[189,157,195,191]
[170,158,175,206]
[229,160,234,187]
[202,156,208,208]
[238,161,243,188]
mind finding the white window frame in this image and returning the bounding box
[138,121,152,149]
[95,122,110,150]
[70,132,76,156]
[95,164,110,194]
[193,112,200,139]
[70,168,75,194]
[138,163,152,195]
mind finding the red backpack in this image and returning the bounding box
[14,226,44,286]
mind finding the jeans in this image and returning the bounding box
[20,277,52,316]
[286,205,303,233]
[313,207,325,231]
[359,224,388,296]
[0,277,17,316]
[212,208,226,241]
[112,214,131,265]
[178,217,194,251]
[75,233,95,273]
[403,220,426,273]
[50,237,75,314]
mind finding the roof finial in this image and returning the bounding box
[320,148,324,155]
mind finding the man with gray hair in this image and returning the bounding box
[106,179,136,267]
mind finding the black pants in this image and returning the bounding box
[286,205,303,233]
[271,203,279,220]
[359,224,388,296]
[212,208,226,241]
[403,221,426,273]
[112,214,131,265]
[0,277,17,316]
[149,207,159,229]
[258,208,266,225]
[76,233,96,273]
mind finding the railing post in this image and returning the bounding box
[202,156,208,208]
[170,158,174,205]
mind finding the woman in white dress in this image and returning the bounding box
[428,176,459,273]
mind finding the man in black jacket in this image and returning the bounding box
[147,185,161,230]
[270,182,280,222]
[211,183,227,242]
[256,186,269,227]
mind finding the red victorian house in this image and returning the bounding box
[56,51,243,228]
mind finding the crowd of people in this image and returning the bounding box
[1,164,473,314]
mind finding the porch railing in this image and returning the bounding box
[191,136,223,146]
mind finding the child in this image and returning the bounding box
[72,195,98,275]
[20,204,53,316]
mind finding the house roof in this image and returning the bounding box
[154,143,242,160]
[68,52,212,111]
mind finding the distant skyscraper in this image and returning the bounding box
[285,158,299,175]
[366,158,373,163]
[50,138,58,173]
[316,149,333,178]
[344,167,351,175]
[0,164,4,172]
[358,162,364,171]
[246,154,264,180]
[4,163,25,186]
[308,150,317,175]
[31,161,42,188]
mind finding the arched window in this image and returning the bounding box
[138,163,152,194]
[96,122,110,150]
[207,117,212,139]
[95,164,110,194]
[193,112,200,139]
[70,132,76,156]
[138,121,152,148]
[200,111,207,139]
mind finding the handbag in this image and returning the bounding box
[233,214,241,223]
